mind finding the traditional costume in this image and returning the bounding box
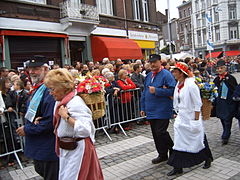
[167,62,213,175]
[54,92,103,180]
[213,60,238,144]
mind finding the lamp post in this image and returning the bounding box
[191,12,195,56]
[167,0,173,59]
[123,0,128,37]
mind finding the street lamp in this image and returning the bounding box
[167,0,173,58]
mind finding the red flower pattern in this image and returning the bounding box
[77,76,107,94]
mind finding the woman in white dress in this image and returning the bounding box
[167,62,213,176]
[44,68,104,180]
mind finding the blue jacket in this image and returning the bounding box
[24,86,58,161]
[141,69,176,119]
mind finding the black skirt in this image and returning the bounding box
[167,135,213,169]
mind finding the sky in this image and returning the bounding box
[156,0,182,18]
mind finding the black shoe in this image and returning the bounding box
[222,139,228,145]
[167,168,183,176]
[152,156,168,164]
[203,158,212,169]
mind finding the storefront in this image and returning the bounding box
[63,22,97,64]
[128,31,158,60]
[0,30,68,69]
[225,50,240,57]
[205,51,223,59]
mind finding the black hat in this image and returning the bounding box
[216,60,226,67]
[27,55,48,67]
[149,54,161,62]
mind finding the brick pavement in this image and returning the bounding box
[1,73,240,180]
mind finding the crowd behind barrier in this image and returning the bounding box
[0,55,240,169]
[87,88,144,140]
[105,88,144,136]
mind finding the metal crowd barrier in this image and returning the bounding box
[105,88,145,137]
[93,114,112,141]
[0,111,24,169]
[93,88,145,140]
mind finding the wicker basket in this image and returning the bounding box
[201,98,213,120]
[78,92,105,120]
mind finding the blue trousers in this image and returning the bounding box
[220,118,233,140]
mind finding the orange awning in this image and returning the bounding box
[205,51,223,58]
[91,36,143,61]
[225,50,240,57]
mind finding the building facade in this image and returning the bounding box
[0,0,99,68]
[192,0,240,58]
[162,18,179,53]
[92,0,159,61]
[177,0,193,53]
[156,10,168,52]
[0,0,159,68]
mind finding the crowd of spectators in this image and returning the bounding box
[0,54,240,168]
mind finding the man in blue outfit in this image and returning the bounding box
[16,56,59,180]
[140,54,176,164]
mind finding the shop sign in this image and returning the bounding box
[128,31,158,41]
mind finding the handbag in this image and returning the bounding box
[59,137,84,150]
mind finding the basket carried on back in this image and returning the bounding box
[78,92,105,120]
[201,98,213,120]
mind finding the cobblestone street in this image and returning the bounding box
[1,73,240,180]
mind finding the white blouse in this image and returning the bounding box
[55,96,95,144]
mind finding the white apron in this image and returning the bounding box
[173,78,205,153]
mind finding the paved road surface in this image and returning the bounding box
[1,73,240,180]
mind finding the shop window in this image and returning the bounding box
[97,0,113,16]
[195,0,199,12]
[214,10,219,23]
[188,8,191,16]
[229,6,236,20]
[8,36,62,69]
[18,0,46,4]
[179,11,182,18]
[142,0,149,22]
[196,14,201,28]
[215,26,220,41]
[197,30,202,45]
[180,23,184,32]
[202,12,206,26]
[133,0,141,20]
[201,0,205,10]
[229,26,238,39]
[202,29,206,43]
[207,0,211,7]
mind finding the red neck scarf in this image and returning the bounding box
[54,91,75,156]
[151,66,164,78]
[178,80,185,93]
[219,72,227,81]
[29,81,44,95]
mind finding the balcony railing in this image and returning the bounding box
[60,1,99,22]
